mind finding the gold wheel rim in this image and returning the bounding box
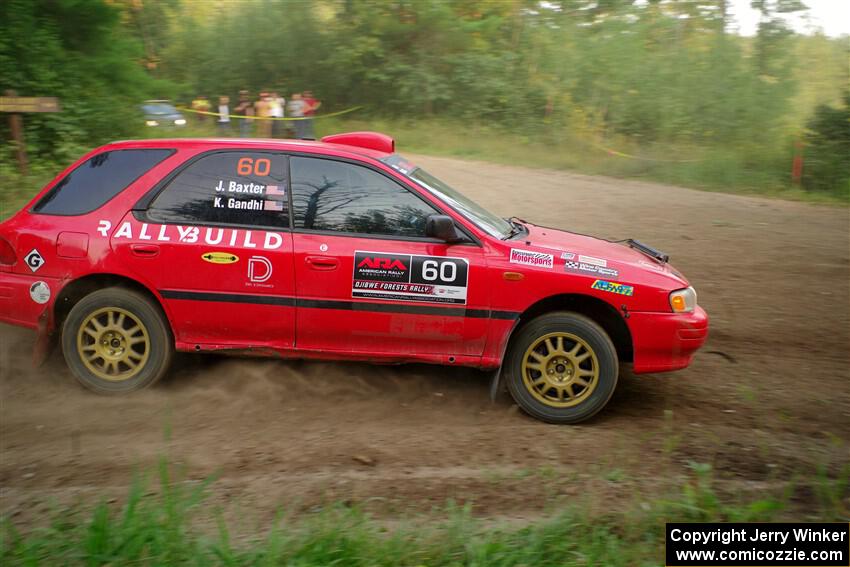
[521,332,599,408]
[76,307,150,382]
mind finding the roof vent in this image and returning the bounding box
[321,131,395,154]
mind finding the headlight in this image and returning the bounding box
[145,120,159,127]
[669,286,697,313]
[174,118,186,126]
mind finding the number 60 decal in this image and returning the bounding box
[411,256,468,287]
[237,157,271,176]
[421,259,458,282]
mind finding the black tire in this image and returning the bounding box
[61,288,173,394]
[504,312,618,424]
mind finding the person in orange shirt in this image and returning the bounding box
[190,95,212,124]
[253,92,269,138]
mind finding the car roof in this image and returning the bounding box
[99,137,393,162]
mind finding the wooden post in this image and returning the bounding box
[1,91,60,175]
[5,90,28,175]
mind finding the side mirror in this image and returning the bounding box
[425,214,464,242]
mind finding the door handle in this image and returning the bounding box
[130,244,160,257]
[305,255,338,270]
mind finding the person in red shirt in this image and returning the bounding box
[302,91,321,139]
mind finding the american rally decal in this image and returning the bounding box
[353,251,469,305]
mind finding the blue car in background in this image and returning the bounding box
[141,100,187,128]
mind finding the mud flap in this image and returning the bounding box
[489,317,522,402]
[488,367,503,402]
[32,308,55,367]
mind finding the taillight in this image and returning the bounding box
[0,237,16,265]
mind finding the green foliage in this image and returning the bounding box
[0,0,174,163]
[802,92,850,198]
[0,0,847,196]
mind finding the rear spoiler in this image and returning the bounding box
[626,239,669,263]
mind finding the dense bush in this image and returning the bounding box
[803,93,850,198]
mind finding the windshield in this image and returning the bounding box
[142,103,178,116]
[381,154,513,239]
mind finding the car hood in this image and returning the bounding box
[517,222,689,288]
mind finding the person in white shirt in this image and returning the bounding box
[288,93,307,139]
[269,91,285,138]
[217,96,230,136]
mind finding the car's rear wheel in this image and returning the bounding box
[504,312,618,424]
[62,288,173,394]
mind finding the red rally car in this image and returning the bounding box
[0,132,708,424]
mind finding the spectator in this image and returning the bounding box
[303,90,321,139]
[269,91,285,138]
[190,95,211,123]
[216,96,231,136]
[288,93,307,139]
[234,90,254,137]
[255,92,272,138]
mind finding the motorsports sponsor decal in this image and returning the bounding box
[353,251,469,305]
[97,220,285,250]
[509,248,553,269]
[591,279,634,296]
[563,252,619,278]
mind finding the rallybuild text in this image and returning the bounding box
[665,523,849,567]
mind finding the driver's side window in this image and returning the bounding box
[290,157,437,238]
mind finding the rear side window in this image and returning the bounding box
[33,149,173,215]
[147,151,289,229]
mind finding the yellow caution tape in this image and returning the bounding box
[177,105,363,121]
[593,142,702,163]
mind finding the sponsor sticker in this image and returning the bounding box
[578,254,607,267]
[353,251,469,305]
[560,252,576,261]
[99,220,285,250]
[564,260,619,279]
[24,249,45,273]
[509,248,553,269]
[29,281,50,304]
[591,279,634,296]
[202,251,239,264]
[247,255,273,285]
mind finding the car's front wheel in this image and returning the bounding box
[62,288,173,394]
[504,312,618,424]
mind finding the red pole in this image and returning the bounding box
[791,139,804,186]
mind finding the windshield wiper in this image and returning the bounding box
[503,218,526,240]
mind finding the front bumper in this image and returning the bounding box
[0,271,57,330]
[627,305,708,374]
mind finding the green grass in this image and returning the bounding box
[1,458,845,566]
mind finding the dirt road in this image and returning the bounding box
[2,156,848,526]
